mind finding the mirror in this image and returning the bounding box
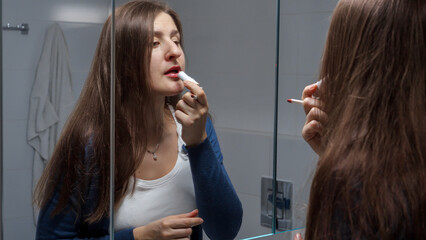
[1,0,338,238]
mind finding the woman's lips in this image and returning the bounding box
[164,65,181,79]
[165,72,179,78]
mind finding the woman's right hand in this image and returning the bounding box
[176,81,209,148]
[301,83,327,156]
[133,209,203,240]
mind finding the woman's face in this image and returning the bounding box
[149,12,185,97]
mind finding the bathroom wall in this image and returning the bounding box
[2,0,109,238]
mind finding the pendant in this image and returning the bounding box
[152,153,158,160]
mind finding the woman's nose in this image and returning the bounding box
[166,42,182,61]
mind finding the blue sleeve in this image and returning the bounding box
[35,143,135,240]
[35,186,135,240]
[184,117,243,240]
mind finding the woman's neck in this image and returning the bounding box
[146,96,173,141]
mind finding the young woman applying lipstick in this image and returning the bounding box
[34,1,242,239]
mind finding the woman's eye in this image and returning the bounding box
[153,41,160,47]
[173,39,181,46]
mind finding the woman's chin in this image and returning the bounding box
[166,85,185,96]
[153,81,185,97]
[174,82,185,93]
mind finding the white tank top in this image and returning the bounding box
[114,106,196,231]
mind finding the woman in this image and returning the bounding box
[301,0,425,239]
[34,1,243,239]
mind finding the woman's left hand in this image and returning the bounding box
[175,81,209,147]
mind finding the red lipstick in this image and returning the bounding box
[165,65,181,78]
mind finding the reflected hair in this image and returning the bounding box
[306,0,425,239]
[34,0,183,223]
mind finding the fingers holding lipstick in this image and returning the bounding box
[301,82,327,156]
[302,119,323,156]
[302,83,320,114]
[302,105,327,156]
[302,83,317,97]
[181,92,197,108]
[182,81,208,106]
[303,97,322,115]
[306,107,328,127]
[175,81,209,147]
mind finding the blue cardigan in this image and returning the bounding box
[36,118,243,240]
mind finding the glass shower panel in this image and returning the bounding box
[1,0,110,238]
[275,0,338,237]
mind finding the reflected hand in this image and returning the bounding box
[175,81,209,147]
[301,83,327,156]
[293,233,303,240]
[133,209,203,240]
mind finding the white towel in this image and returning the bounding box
[27,23,75,224]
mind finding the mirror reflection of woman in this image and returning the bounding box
[34,1,243,239]
[300,0,425,239]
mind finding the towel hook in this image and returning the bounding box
[3,23,29,34]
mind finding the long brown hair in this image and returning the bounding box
[34,0,183,223]
[306,0,426,239]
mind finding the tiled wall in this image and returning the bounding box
[2,0,109,238]
[2,0,337,239]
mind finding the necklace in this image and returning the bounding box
[147,143,160,160]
